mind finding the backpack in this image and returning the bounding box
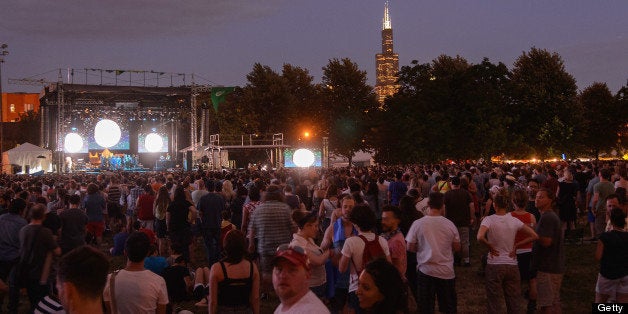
[354,234,386,272]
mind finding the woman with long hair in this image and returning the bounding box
[154,185,171,255]
[356,258,408,313]
[556,169,579,236]
[208,230,260,314]
[166,185,197,263]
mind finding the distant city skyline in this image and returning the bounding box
[1,1,627,93]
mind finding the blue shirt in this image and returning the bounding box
[0,213,28,261]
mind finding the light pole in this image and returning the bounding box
[0,43,8,173]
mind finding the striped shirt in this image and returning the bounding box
[34,295,65,314]
[248,201,294,255]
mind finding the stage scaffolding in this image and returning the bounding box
[39,83,214,172]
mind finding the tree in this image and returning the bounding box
[369,56,512,163]
[575,82,627,158]
[218,63,320,145]
[508,48,580,159]
[321,58,379,165]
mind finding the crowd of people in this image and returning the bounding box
[0,160,626,313]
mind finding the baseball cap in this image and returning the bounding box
[272,244,310,271]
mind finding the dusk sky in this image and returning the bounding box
[2,1,627,94]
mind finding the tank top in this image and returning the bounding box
[511,211,534,253]
[217,261,253,307]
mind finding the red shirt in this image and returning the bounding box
[137,194,156,220]
[511,211,534,251]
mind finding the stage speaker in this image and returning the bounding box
[185,151,193,171]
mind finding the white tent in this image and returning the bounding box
[2,142,53,174]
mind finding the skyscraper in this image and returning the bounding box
[375,2,399,104]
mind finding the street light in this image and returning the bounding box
[0,43,8,173]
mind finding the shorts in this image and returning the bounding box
[596,273,628,295]
[516,252,532,281]
[193,284,209,301]
[536,271,563,308]
[155,219,167,238]
[86,221,105,237]
[587,211,596,223]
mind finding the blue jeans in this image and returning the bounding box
[202,228,221,266]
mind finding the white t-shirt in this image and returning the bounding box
[274,290,330,314]
[103,269,169,313]
[341,232,390,292]
[480,213,524,265]
[415,197,430,216]
[405,216,460,280]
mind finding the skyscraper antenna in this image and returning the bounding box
[383,1,392,30]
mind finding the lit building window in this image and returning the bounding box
[10,104,15,113]
[24,103,34,111]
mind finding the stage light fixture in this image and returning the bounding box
[145,133,164,152]
[64,133,83,153]
[94,119,121,148]
[293,148,315,167]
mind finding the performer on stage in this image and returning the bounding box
[65,156,73,173]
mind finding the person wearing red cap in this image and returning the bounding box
[272,246,330,314]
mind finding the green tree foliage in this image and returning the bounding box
[321,58,379,164]
[576,82,625,158]
[369,56,511,163]
[218,63,320,145]
[508,47,581,159]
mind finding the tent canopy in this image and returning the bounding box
[2,142,52,174]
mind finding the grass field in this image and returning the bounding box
[162,229,600,314]
[5,227,599,313]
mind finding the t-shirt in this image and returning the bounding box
[405,216,460,280]
[273,290,330,314]
[144,256,169,276]
[137,194,156,220]
[111,232,129,256]
[388,181,407,206]
[58,208,88,253]
[594,181,615,213]
[0,213,28,261]
[33,295,65,314]
[510,211,534,253]
[19,224,59,281]
[197,193,225,230]
[531,211,564,274]
[599,230,628,279]
[103,269,169,313]
[162,265,191,302]
[444,189,472,227]
[341,232,390,292]
[384,230,407,279]
[480,214,524,265]
[167,199,192,232]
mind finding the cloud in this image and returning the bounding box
[0,0,286,40]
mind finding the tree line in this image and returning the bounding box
[210,47,627,164]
